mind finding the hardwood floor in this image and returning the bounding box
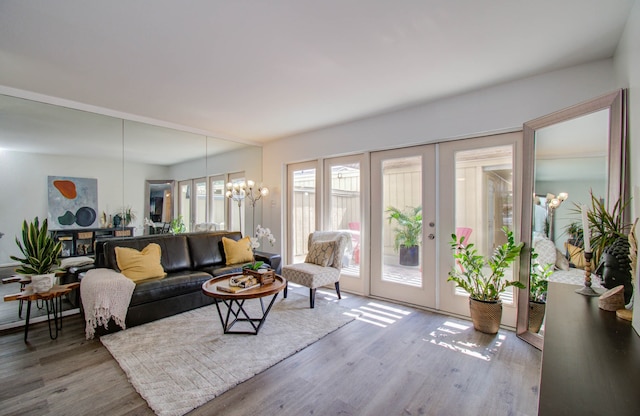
[0,287,541,416]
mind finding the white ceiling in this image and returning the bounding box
[0,0,635,148]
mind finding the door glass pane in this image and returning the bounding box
[382,156,422,287]
[228,176,246,233]
[209,177,225,230]
[292,168,316,263]
[329,162,360,276]
[179,181,191,232]
[455,145,514,302]
[194,178,207,227]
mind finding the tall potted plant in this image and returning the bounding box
[386,206,422,266]
[10,217,62,293]
[448,227,524,334]
[529,248,552,333]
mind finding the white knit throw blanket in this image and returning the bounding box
[81,268,135,339]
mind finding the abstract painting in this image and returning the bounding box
[48,176,98,229]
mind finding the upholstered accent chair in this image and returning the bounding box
[283,231,351,308]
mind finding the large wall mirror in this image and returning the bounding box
[517,89,627,349]
[0,92,261,329]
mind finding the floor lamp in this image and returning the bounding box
[226,180,269,236]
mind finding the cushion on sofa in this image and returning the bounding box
[188,231,242,269]
[115,243,166,282]
[222,236,254,265]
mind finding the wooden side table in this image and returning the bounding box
[3,282,80,342]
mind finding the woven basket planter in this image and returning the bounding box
[469,298,502,334]
[528,301,546,333]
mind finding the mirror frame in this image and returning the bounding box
[517,89,627,350]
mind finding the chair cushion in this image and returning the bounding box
[222,236,254,265]
[283,263,341,289]
[533,236,557,267]
[305,240,336,267]
[115,243,166,282]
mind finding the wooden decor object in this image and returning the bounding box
[598,285,625,311]
[616,309,633,321]
[244,268,275,285]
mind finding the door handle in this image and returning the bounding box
[428,234,435,240]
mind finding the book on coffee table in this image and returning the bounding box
[216,280,261,293]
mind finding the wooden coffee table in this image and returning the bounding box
[202,273,286,335]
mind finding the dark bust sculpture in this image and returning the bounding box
[596,236,633,304]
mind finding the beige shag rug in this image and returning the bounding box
[101,292,355,416]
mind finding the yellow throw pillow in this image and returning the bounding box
[115,243,166,282]
[222,236,254,265]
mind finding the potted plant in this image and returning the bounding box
[170,215,186,234]
[386,206,422,266]
[528,248,552,333]
[114,206,136,227]
[10,217,62,293]
[447,227,524,334]
[579,192,631,266]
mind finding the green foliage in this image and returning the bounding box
[243,261,264,271]
[10,217,62,275]
[386,206,422,251]
[447,227,524,302]
[570,192,631,265]
[170,215,186,234]
[529,248,552,303]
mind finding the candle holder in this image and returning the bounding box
[575,251,602,296]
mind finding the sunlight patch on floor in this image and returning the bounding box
[346,301,412,328]
[424,320,507,361]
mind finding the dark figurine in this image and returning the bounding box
[595,236,633,304]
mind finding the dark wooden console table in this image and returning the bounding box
[539,282,640,415]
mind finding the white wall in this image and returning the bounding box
[614,0,640,334]
[262,59,621,257]
[0,150,168,265]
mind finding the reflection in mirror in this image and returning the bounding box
[0,93,260,330]
[145,180,175,233]
[518,90,627,349]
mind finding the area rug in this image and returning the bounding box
[100,293,355,416]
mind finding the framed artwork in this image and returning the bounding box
[48,176,98,229]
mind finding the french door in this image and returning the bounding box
[370,132,522,327]
[438,132,522,326]
[370,145,437,308]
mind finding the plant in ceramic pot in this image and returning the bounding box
[386,206,422,266]
[528,248,553,333]
[10,217,62,293]
[447,227,524,334]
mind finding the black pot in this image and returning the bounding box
[399,245,419,266]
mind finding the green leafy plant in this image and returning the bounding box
[114,206,136,226]
[530,249,552,303]
[447,227,524,302]
[170,215,186,234]
[571,192,631,265]
[386,206,422,250]
[10,217,62,275]
[243,261,265,271]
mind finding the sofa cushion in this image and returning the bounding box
[104,235,192,273]
[115,243,166,282]
[187,231,242,269]
[129,270,213,306]
[222,236,254,265]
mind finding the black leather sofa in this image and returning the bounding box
[87,230,281,333]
